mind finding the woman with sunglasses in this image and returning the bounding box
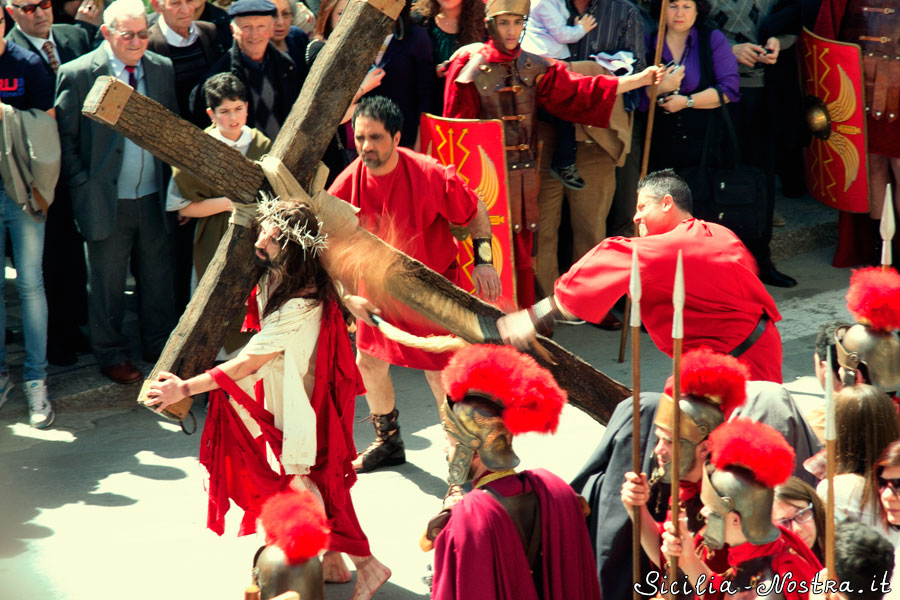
[876,441,900,543]
[773,477,826,562]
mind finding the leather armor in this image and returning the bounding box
[839,0,900,121]
[456,50,551,232]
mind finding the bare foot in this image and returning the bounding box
[322,550,352,583]
[349,555,391,600]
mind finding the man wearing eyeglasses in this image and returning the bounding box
[6,0,94,369]
[55,0,180,385]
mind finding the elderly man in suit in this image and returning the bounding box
[5,0,92,368]
[55,0,179,385]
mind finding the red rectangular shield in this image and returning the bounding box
[419,114,518,313]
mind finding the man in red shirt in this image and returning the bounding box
[497,169,783,383]
[442,0,662,308]
[329,96,500,474]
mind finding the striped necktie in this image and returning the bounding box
[41,41,59,74]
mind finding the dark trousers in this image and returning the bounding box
[43,184,88,352]
[85,196,176,367]
[727,86,776,267]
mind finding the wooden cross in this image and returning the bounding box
[80,0,630,424]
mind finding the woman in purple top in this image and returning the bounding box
[645,0,740,173]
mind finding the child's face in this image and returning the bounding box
[207,98,248,141]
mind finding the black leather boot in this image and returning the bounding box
[353,408,406,473]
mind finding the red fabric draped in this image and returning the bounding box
[199,300,370,555]
[432,469,601,600]
[241,286,261,333]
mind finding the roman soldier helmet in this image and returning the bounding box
[700,419,794,550]
[484,0,530,50]
[653,348,748,483]
[835,267,900,391]
[485,0,530,19]
[440,345,566,485]
[253,489,330,600]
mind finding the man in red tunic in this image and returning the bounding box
[328,96,501,474]
[659,419,822,600]
[426,344,601,600]
[498,169,784,383]
[442,0,662,309]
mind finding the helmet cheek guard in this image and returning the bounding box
[441,396,520,485]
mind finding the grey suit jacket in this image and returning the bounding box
[54,47,178,242]
[5,24,92,87]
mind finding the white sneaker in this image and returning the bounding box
[25,380,54,429]
[0,373,14,411]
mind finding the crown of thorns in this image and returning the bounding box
[256,195,328,257]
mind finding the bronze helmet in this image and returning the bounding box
[651,348,749,484]
[700,419,794,550]
[441,394,519,485]
[835,323,900,391]
[439,345,566,486]
[253,545,325,600]
[485,0,530,18]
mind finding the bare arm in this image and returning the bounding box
[621,472,664,567]
[143,350,280,412]
[178,196,234,218]
[466,199,492,239]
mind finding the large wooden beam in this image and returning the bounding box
[83,0,403,421]
[82,0,630,424]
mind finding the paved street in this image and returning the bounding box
[0,241,853,600]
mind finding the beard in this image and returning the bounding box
[360,150,387,170]
[254,249,274,269]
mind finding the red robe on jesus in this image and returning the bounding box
[554,219,783,383]
[328,147,479,371]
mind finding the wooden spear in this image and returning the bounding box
[881,184,894,271]
[618,0,669,364]
[824,351,836,582]
[668,250,685,598]
[630,246,643,600]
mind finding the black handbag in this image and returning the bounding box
[680,88,767,240]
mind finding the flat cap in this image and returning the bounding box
[228,0,277,18]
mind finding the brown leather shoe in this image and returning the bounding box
[101,360,143,385]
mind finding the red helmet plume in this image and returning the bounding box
[259,490,331,565]
[441,344,567,435]
[709,419,794,488]
[846,267,900,332]
[663,347,749,420]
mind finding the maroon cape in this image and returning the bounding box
[432,468,600,600]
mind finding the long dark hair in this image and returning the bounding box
[261,202,336,318]
[774,477,826,562]
[834,384,900,515]
[313,0,344,40]
[411,0,486,47]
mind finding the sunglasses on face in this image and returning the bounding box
[774,503,814,528]
[12,0,52,14]
[113,28,151,40]
[879,476,900,496]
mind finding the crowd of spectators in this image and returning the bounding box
[0,0,867,430]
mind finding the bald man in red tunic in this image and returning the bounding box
[442,0,663,309]
[329,96,500,475]
[497,169,784,383]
